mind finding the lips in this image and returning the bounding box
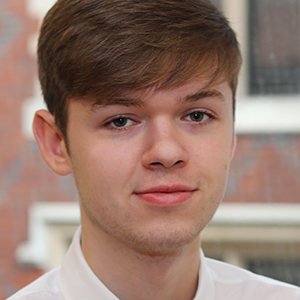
[134,185,196,207]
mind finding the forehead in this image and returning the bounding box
[86,77,232,109]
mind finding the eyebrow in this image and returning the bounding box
[179,89,225,104]
[90,88,224,110]
[90,97,144,111]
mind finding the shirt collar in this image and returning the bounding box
[58,226,214,300]
[193,249,215,299]
[58,227,119,300]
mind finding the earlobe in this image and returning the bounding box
[33,109,71,176]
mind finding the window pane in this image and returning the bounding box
[248,259,300,286]
[249,0,300,95]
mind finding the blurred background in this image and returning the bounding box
[0,0,300,297]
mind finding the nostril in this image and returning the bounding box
[150,160,184,168]
[151,162,162,166]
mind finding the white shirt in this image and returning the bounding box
[7,227,300,300]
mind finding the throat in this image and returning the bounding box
[90,237,200,300]
[121,247,201,300]
[81,217,201,300]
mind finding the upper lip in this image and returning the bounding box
[135,185,197,194]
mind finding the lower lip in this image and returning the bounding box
[136,191,194,207]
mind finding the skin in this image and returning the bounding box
[33,79,235,300]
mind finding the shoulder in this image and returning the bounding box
[6,267,63,300]
[204,257,300,299]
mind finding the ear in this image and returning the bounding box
[33,109,71,176]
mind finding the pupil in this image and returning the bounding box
[113,118,127,127]
[191,112,204,122]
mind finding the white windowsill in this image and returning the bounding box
[235,96,300,134]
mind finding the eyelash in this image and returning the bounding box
[104,110,215,131]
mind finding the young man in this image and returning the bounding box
[8,0,300,299]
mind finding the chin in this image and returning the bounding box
[121,224,202,256]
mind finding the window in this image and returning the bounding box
[201,203,300,287]
[249,0,300,95]
[248,259,300,286]
[214,0,300,133]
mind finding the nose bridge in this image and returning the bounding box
[142,116,188,169]
[150,116,175,141]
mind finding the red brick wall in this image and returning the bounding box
[226,135,300,203]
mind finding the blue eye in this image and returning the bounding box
[189,111,205,122]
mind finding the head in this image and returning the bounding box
[38,0,241,144]
[35,0,241,255]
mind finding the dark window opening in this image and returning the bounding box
[248,259,300,286]
[249,0,300,95]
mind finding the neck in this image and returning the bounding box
[81,224,201,300]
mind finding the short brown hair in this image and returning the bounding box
[38,0,242,139]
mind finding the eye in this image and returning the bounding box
[188,111,205,122]
[185,111,210,123]
[112,117,131,127]
[104,116,136,130]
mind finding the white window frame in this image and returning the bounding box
[16,202,80,270]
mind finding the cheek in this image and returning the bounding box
[197,133,233,165]
[71,139,140,192]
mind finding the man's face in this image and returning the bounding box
[65,79,235,255]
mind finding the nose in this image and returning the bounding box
[141,120,189,170]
